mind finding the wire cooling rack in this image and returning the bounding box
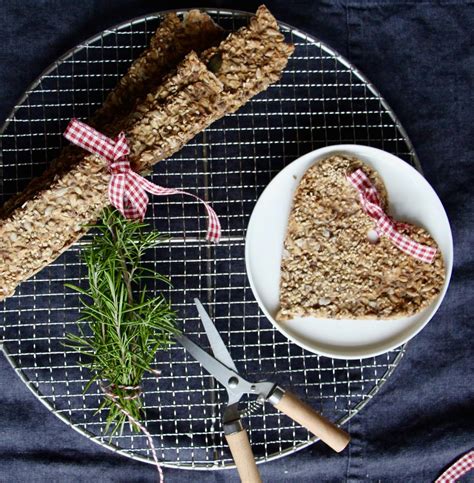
[0,9,414,469]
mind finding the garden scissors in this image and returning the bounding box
[176,299,350,483]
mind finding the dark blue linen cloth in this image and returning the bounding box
[0,1,472,481]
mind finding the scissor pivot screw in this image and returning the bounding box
[228,377,239,388]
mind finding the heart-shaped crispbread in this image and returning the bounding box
[277,155,445,321]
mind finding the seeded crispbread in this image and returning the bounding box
[0,6,294,300]
[0,52,226,301]
[277,155,445,321]
[200,5,294,113]
[0,11,223,221]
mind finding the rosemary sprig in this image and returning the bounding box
[65,208,178,436]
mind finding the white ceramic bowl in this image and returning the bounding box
[245,145,453,359]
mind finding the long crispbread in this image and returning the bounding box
[200,5,294,113]
[0,52,226,300]
[124,4,295,172]
[277,155,445,321]
[93,10,224,128]
[0,11,223,220]
[0,5,294,301]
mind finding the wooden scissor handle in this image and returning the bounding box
[270,387,350,452]
[225,420,262,483]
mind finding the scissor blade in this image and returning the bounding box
[176,334,252,400]
[194,298,238,372]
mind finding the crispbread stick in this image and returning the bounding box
[93,10,223,128]
[200,5,294,113]
[0,53,225,300]
[0,11,223,220]
[126,5,295,173]
[0,6,294,300]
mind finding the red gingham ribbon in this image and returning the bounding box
[436,450,474,483]
[347,169,437,263]
[64,119,221,243]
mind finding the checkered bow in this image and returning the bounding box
[347,169,437,263]
[64,119,221,243]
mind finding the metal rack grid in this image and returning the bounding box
[0,9,412,469]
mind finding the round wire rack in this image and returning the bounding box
[0,9,413,470]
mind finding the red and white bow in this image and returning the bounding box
[347,169,437,263]
[64,119,221,243]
